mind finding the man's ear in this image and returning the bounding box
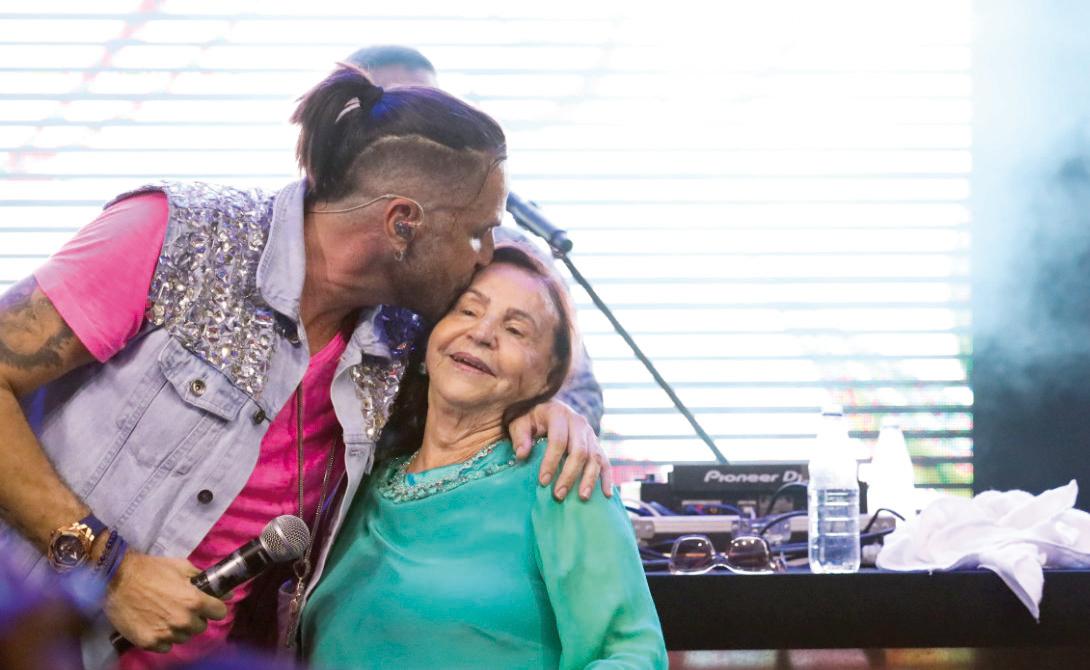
[382,197,424,254]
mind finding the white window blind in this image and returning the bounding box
[0,0,973,493]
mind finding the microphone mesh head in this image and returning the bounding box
[260,515,311,562]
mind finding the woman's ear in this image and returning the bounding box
[532,352,563,399]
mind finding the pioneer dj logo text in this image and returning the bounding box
[702,469,803,484]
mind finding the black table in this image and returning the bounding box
[647,569,1090,650]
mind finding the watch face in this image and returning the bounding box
[54,534,86,568]
[48,523,95,572]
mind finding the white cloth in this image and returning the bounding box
[876,480,1090,619]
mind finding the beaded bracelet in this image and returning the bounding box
[94,530,128,585]
[103,536,128,585]
[94,530,119,571]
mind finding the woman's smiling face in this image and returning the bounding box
[424,261,560,416]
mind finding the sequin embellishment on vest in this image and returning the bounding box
[350,306,422,440]
[135,181,279,397]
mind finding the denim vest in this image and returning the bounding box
[4,180,420,665]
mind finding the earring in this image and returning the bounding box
[418,362,428,376]
[393,248,405,262]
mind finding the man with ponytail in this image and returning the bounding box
[345,44,606,435]
[0,64,610,668]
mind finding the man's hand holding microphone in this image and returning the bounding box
[107,515,309,653]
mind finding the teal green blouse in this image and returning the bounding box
[303,439,667,669]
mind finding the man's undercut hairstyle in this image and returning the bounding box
[291,64,506,207]
[345,45,437,74]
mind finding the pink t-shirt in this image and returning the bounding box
[34,193,347,667]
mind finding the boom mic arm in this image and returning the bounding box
[506,192,573,255]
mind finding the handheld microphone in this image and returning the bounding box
[192,514,310,597]
[506,192,573,255]
[110,515,310,652]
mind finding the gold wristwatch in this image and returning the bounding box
[47,514,106,572]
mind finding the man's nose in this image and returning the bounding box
[476,230,496,268]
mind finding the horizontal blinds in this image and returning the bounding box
[0,0,973,493]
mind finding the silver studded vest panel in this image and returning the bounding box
[117,182,421,426]
[134,181,280,397]
[352,306,421,441]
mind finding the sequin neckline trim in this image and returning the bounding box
[378,440,519,503]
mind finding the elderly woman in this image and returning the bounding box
[303,246,667,669]
[0,63,609,668]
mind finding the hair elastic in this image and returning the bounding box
[335,97,362,123]
[333,80,386,124]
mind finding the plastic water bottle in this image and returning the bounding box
[808,404,861,573]
[867,417,917,519]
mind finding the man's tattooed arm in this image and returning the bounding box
[2,277,232,650]
[0,276,95,549]
[0,277,91,394]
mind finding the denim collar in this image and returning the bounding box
[256,180,400,362]
[255,179,308,321]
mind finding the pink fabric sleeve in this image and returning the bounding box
[33,192,169,363]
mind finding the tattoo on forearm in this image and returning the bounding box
[0,277,76,371]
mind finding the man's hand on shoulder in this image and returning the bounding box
[509,399,613,502]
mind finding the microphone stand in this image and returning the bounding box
[507,194,729,465]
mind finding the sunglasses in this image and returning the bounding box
[668,534,786,575]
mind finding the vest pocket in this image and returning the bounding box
[122,338,250,472]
